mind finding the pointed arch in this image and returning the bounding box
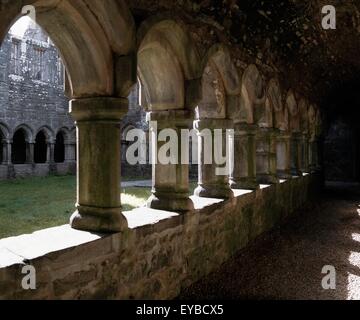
[286,89,300,133]
[239,64,265,125]
[13,124,34,142]
[267,78,286,130]
[298,97,309,134]
[0,123,10,140]
[0,0,135,98]
[197,44,241,120]
[36,126,55,143]
[137,19,201,111]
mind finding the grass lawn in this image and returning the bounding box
[0,175,152,239]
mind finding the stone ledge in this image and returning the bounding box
[0,174,321,299]
[0,182,286,268]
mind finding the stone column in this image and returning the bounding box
[309,139,316,173]
[147,110,194,212]
[276,132,292,179]
[69,97,128,233]
[300,133,310,173]
[5,140,12,165]
[230,123,258,190]
[1,140,7,164]
[46,141,55,164]
[64,143,76,162]
[194,118,234,199]
[26,141,34,164]
[290,132,302,176]
[256,127,279,184]
[269,129,279,180]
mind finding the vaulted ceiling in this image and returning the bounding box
[131,0,360,122]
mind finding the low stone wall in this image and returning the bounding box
[0,174,321,299]
[0,162,76,180]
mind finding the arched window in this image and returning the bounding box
[54,131,65,163]
[34,131,47,164]
[12,129,27,164]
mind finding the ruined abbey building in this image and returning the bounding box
[0,23,76,179]
[0,22,148,180]
[0,0,358,300]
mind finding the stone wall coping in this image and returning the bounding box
[0,182,283,270]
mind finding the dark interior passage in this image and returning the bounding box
[34,131,47,164]
[54,132,65,163]
[322,76,360,183]
[11,129,27,164]
[324,119,360,182]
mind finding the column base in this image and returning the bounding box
[291,169,303,177]
[277,170,293,180]
[194,184,234,199]
[230,177,259,190]
[257,174,279,184]
[147,193,194,213]
[70,206,127,233]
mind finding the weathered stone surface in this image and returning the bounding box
[0,174,320,300]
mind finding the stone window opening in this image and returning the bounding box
[10,39,21,75]
[12,129,27,164]
[34,131,48,164]
[54,131,65,163]
[32,46,45,81]
[57,55,64,86]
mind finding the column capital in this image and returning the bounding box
[234,123,257,134]
[194,118,233,131]
[70,97,128,122]
[146,110,193,129]
[277,130,291,140]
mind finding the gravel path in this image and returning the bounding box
[179,182,360,300]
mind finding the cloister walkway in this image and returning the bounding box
[180,182,360,300]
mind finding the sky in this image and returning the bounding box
[9,16,31,37]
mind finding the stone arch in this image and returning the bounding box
[55,130,66,163]
[202,44,241,96]
[0,123,10,140]
[308,104,317,141]
[285,89,300,133]
[34,130,48,164]
[57,127,72,144]
[0,123,9,164]
[36,126,55,143]
[197,44,241,120]
[298,98,309,134]
[13,124,33,143]
[137,19,201,111]
[239,64,265,124]
[267,79,286,131]
[12,126,31,164]
[0,0,136,98]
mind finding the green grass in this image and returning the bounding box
[0,175,151,239]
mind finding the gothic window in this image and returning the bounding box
[57,56,64,85]
[10,40,21,75]
[32,46,45,81]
